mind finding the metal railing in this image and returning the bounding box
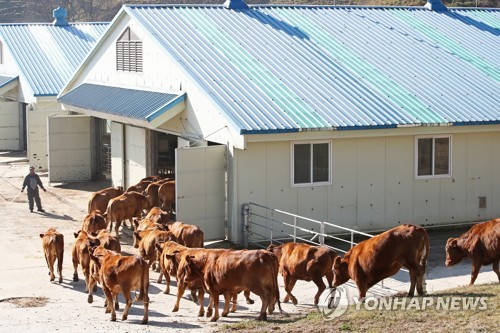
[242,202,410,291]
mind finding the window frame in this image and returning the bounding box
[414,134,452,179]
[290,140,332,187]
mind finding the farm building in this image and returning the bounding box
[0,7,107,171]
[58,0,499,242]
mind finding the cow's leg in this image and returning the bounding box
[72,256,79,282]
[197,288,205,317]
[121,286,133,321]
[257,295,268,321]
[325,268,334,288]
[190,289,198,303]
[114,220,121,240]
[408,267,418,297]
[469,259,482,286]
[416,264,426,296]
[230,293,237,312]
[206,295,214,318]
[156,265,163,283]
[312,275,327,305]
[493,259,500,282]
[163,273,171,294]
[172,281,187,312]
[87,277,96,303]
[283,275,298,305]
[222,293,232,317]
[244,289,254,304]
[57,250,63,284]
[211,294,220,322]
[102,286,116,321]
[47,252,56,282]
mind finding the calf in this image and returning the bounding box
[90,246,149,324]
[445,219,500,285]
[72,230,92,291]
[267,242,336,305]
[88,186,124,214]
[162,244,253,318]
[158,180,175,216]
[106,191,150,239]
[182,249,282,321]
[39,228,64,283]
[333,224,429,298]
[167,221,204,248]
[82,210,107,234]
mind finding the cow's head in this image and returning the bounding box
[87,235,101,248]
[74,230,86,239]
[89,246,107,267]
[183,255,206,287]
[332,256,350,287]
[445,238,466,267]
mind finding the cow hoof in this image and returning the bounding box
[291,297,298,306]
[111,317,116,322]
[222,312,229,317]
[198,311,204,317]
[206,309,213,317]
[73,275,79,282]
[50,277,55,282]
[105,308,111,314]
[163,289,169,295]
[257,314,267,321]
[88,295,93,304]
[246,299,255,305]
[156,278,162,284]
[58,278,63,284]
[172,306,179,312]
[210,317,218,322]
[141,319,148,325]
[122,315,127,321]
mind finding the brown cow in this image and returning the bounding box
[82,210,107,234]
[182,249,282,321]
[167,221,204,248]
[87,186,124,214]
[145,206,171,225]
[158,180,175,216]
[445,219,500,285]
[126,176,160,193]
[86,231,121,305]
[39,228,64,283]
[333,224,429,298]
[106,191,149,239]
[267,242,336,305]
[161,243,253,318]
[90,246,149,324]
[72,230,92,291]
[142,179,170,210]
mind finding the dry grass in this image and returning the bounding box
[222,283,499,333]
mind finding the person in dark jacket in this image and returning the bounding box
[21,166,46,213]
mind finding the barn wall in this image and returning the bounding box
[27,99,63,171]
[0,101,21,150]
[124,125,147,188]
[232,130,500,242]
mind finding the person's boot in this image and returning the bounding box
[37,208,45,212]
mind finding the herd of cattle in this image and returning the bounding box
[38,176,500,325]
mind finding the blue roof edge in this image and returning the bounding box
[146,93,186,122]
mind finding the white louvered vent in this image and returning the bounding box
[116,27,143,72]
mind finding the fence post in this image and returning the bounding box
[293,216,297,242]
[320,221,325,245]
[242,203,249,248]
[350,232,354,248]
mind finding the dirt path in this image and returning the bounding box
[0,162,319,333]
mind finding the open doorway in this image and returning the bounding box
[92,118,111,180]
[152,131,177,178]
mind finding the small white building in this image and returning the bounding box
[59,1,500,242]
[0,7,107,172]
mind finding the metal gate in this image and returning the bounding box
[175,145,227,241]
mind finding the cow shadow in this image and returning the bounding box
[36,211,75,221]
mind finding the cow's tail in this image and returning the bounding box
[268,254,288,317]
[419,228,431,294]
[138,258,149,303]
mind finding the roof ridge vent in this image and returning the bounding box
[53,6,69,26]
[223,0,249,10]
[424,0,448,12]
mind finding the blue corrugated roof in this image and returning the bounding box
[0,75,17,88]
[58,83,185,121]
[125,5,499,134]
[0,22,107,96]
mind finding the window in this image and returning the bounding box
[116,27,143,72]
[292,141,331,186]
[415,135,451,178]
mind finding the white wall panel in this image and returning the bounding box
[125,125,147,188]
[111,122,124,187]
[0,101,20,150]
